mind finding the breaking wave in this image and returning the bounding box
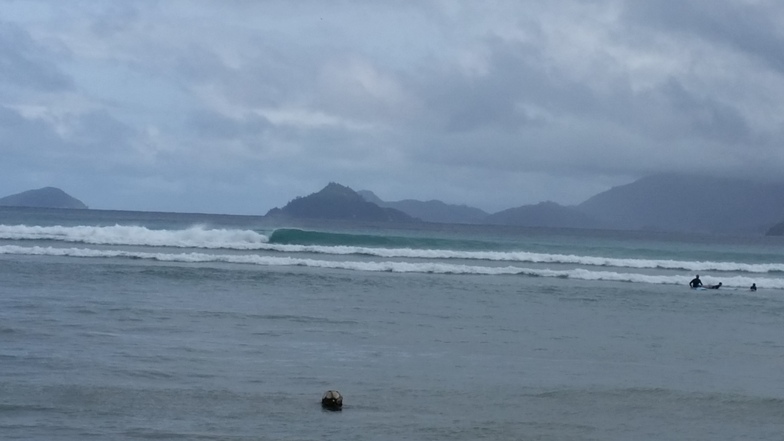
[2,225,783,274]
[0,224,270,249]
[1,245,781,289]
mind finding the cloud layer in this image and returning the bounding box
[2,0,784,214]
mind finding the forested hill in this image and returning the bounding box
[265,183,415,222]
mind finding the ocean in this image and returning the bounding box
[1,206,783,440]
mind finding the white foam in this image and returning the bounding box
[269,245,784,274]
[2,244,782,289]
[2,224,783,274]
[0,224,269,249]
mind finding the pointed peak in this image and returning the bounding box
[317,182,359,198]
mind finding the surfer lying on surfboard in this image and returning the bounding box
[689,275,721,289]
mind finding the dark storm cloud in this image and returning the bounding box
[5,1,784,213]
[624,0,784,73]
[419,39,546,132]
[0,22,72,91]
[651,78,752,144]
[402,37,639,167]
[388,18,775,194]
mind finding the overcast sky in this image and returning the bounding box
[2,0,784,214]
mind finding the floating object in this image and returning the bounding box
[321,390,343,410]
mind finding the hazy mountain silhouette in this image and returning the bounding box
[265,183,416,222]
[359,190,604,229]
[578,174,784,234]
[767,221,784,236]
[361,174,784,233]
[485,201,603,229]
[9,176,781,234]
[358,190,488,224]
[0,187,88,209]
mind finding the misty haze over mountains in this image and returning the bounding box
[578,174,784,234]
[5,174,784,235]
[360,174,784,235]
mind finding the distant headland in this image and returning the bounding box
[265,176,784,235]
[0,187,88,209]
[6,175,784,235]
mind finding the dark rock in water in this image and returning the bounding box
[321,390,343,411]
[0,187,88,209]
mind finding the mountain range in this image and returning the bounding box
[264,174,784,235]
[5,175,784,235]
[577,174,784,234]
[357,190,488,224]
[361,175,782,235]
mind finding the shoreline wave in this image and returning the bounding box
[1,244,781,289]
[1,224,783,274]
[0,224,270,249]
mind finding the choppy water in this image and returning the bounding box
[2,206,783,440]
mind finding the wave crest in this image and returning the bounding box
[2,245,781,289]
[2,224,784,274]
[0,224,269,249]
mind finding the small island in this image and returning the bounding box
[0,187,88,209]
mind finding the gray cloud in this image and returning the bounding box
[624,0,784,73]
[87,3,143,38]
[187,109,272,140]
[0,105,64,157]
[0,22,72,91]
[2,1,784,213]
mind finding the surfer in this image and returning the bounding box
[689,275,702,288]
[750,283,757,291]
[707,282,722,289]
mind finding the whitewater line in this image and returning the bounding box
[1,224,782,273]
[0,224,270,249]
[1,245,781,289]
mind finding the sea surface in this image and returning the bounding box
[1,206,783,440]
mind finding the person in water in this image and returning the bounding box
[689,275,703,288]
[707,282,722,289]
[750,283,757,291]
